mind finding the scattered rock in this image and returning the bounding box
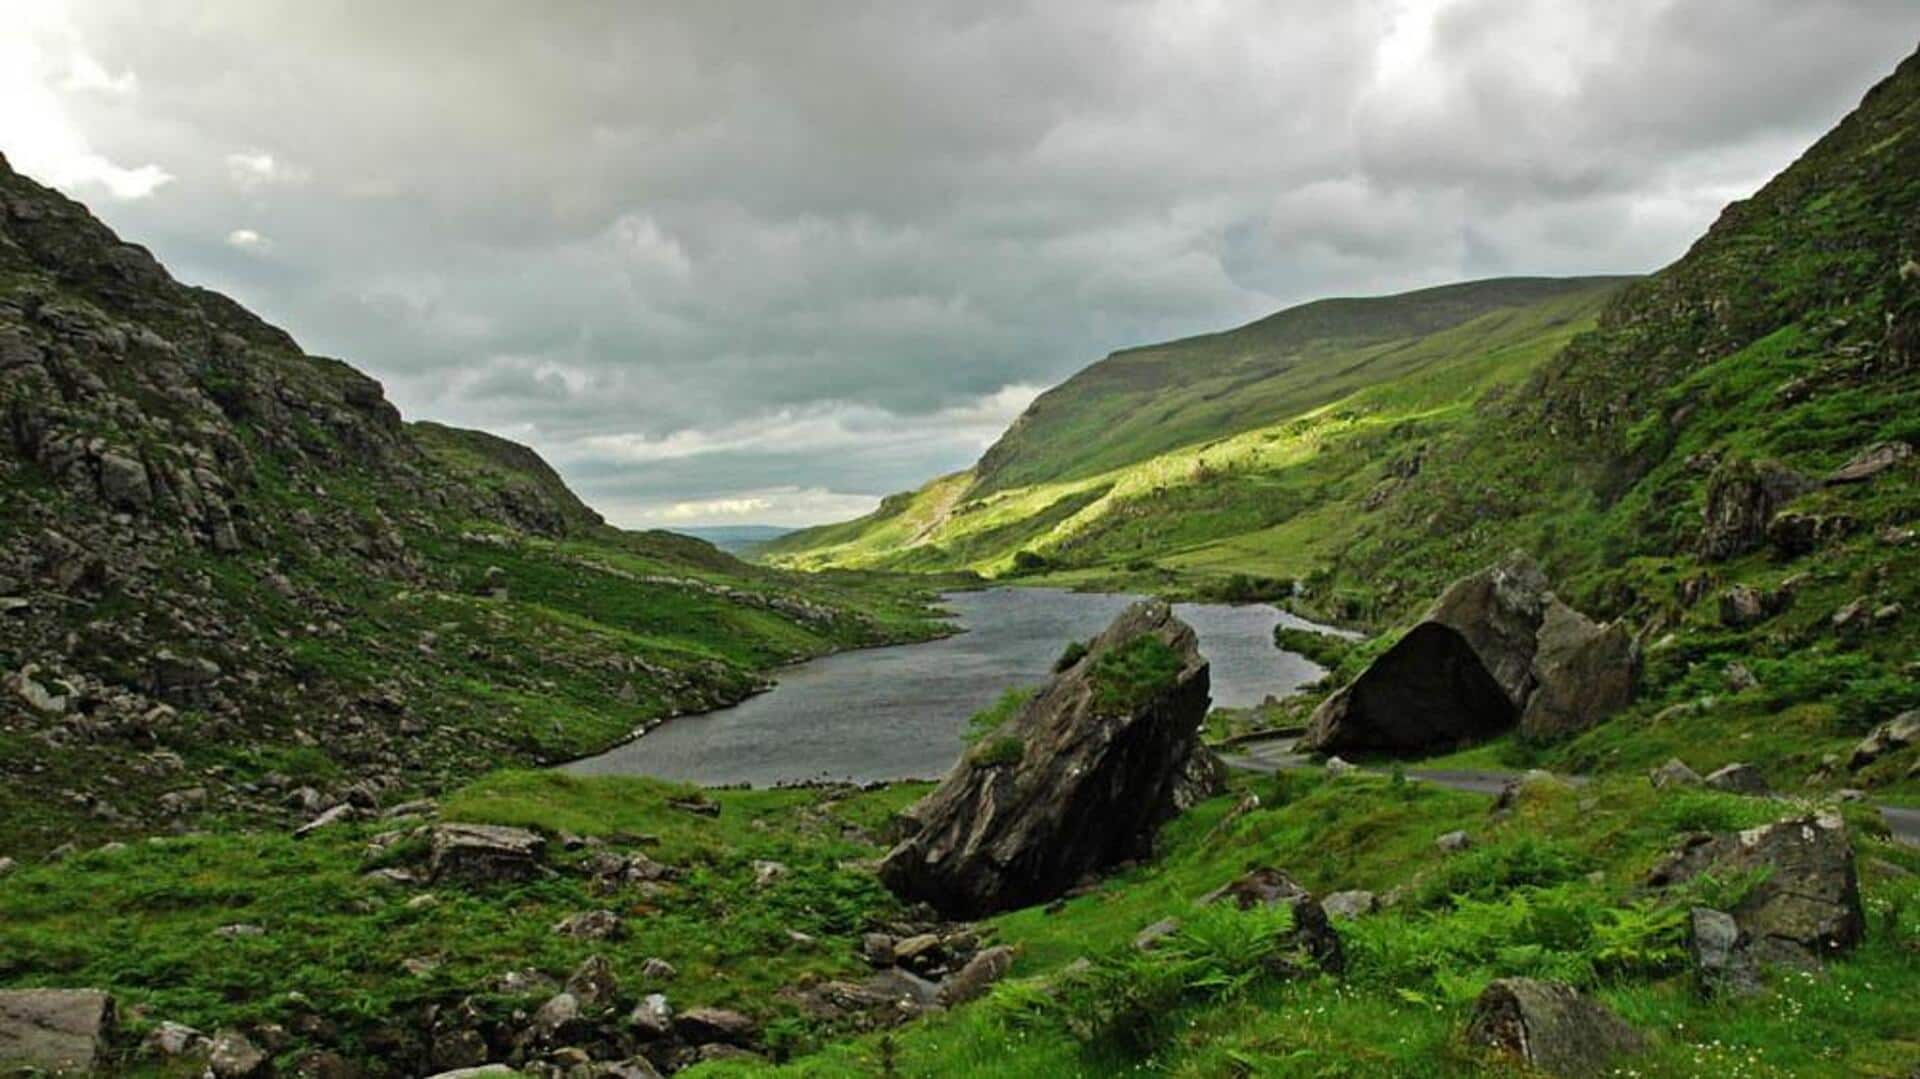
[1464,977,1647,1077]
[207,1027,268,1078]
[938,945,1016,1006]
[880,601,1212,917]
[1324,755,1359,776]
[428,823,546,884]
[424,1068,517,1079]
[1132,917,1181,951]
[0,989,115,1074]
[1703,762,1770,796]
[1825,441,1912,484]
[1849,711,1919,770]
[143,1020,209,1058]
[292,803,360,839]
[1649,758,1703,789]
[752,859,789,887]
[212,923,267,939]
[1723,662,1759,693]
[640,957,677,982]
[1700,460,1813,560]
[1435,830,1473,853]
[566,954,620,1012]
[673,1007,757,1047]
[1688,907,1764,998]
[629,993,673,1041]
[1321,890,1378,919]
[1198,867,1344,975]
[552,909,625,940]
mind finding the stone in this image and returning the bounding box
[1723,662,1759,693]
[565,954,620,1011]
[1132,917,1181,951]
[673,1007,757,1047]
[1825,441,1912,484]
[1302,622,1516,755]
[428,823,546,884]
[1198,867,1344,975]
[529,992,583,1044]
[1688,907,1764,998]
[213,923,267,939]
[97,451,152,510]
[1423,552,1554,706]
[1464,978,1647,1077]
[1848,710,1919,770]
[629,993,673,1040]
[292,802,360,839]
[640,957,676,982]
[938,945,1016,1006]
[1321,890,1378,919]
[0,989,115,1074]
[1324,755,1359,776]
[1435,830,1473,852]
[1646,813,1865,964]
[552,909,625,940]
[1699,460,1813,560]
[1518,601,1638,741]
[1703,762,1771,796]
[1649,758,1702,789]
[860,932,896,968]
[893,933,942,965]
[144,1020,209,1057]
[1719,584,1780,628]
[424,1068,517,1079]
[752,859,789,887]
[879,601,1212,917]
[207,1027,268,1078]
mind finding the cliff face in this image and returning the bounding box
[0,154,935,852]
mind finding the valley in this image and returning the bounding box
[1,28,1917,1079]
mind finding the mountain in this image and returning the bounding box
[0,153,942,853]
[973,275,1635,495]
[765,277,1629,575]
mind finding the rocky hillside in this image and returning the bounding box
[0,153,943,854]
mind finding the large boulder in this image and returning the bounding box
[1303,554,1636,755]
[0,989,115,1074]
[1423,553,1553,706]
[1518,602,1639,741]
[1301,623,1515,754]
[1647,813,1865,968]
[1465,978,1646,1077]
[879,601,1211,917]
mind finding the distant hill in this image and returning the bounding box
[973,275,1636,495]
[675,524,795,554]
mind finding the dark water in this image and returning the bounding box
[565,589,1345,787]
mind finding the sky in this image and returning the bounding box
[4,2,1917,528]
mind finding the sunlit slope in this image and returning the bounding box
[764,282,1622,576]
[971,276,1632,495]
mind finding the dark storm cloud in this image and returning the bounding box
[7,1,1917,524]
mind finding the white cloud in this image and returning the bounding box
[616,487,881,528]
[225,227,267,249]
[225,150,307,190]
[0,6,170,200]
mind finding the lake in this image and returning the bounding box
[565,588,1341,787]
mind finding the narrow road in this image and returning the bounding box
[1220,734,1920,847]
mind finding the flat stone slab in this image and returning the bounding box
[0,988,115,1074]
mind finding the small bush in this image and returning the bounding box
[1053,639,1089,672]
[970,735,1025,768]
[963,687,1035,745]
[1089,636,1185,714]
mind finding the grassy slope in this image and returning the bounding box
[766,283,1621,578]
[971,275,1634,495]
[7,768,1910,1077]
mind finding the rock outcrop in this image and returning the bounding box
[879,601,1211,917]
[1649,812,1865,991]
[0,988,115,1074]
[1302,554,1637,754]
[1464,978,1646,1077]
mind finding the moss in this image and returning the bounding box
[1088,636,1184,714]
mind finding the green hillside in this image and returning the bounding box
[765,280,1625,578]
[973,276,1634,495]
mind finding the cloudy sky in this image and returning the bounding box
[4,2,1916,527]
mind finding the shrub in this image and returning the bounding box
[1089,636,1185,714]
[1053,639,1089,672]
[963,687,1035,745]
